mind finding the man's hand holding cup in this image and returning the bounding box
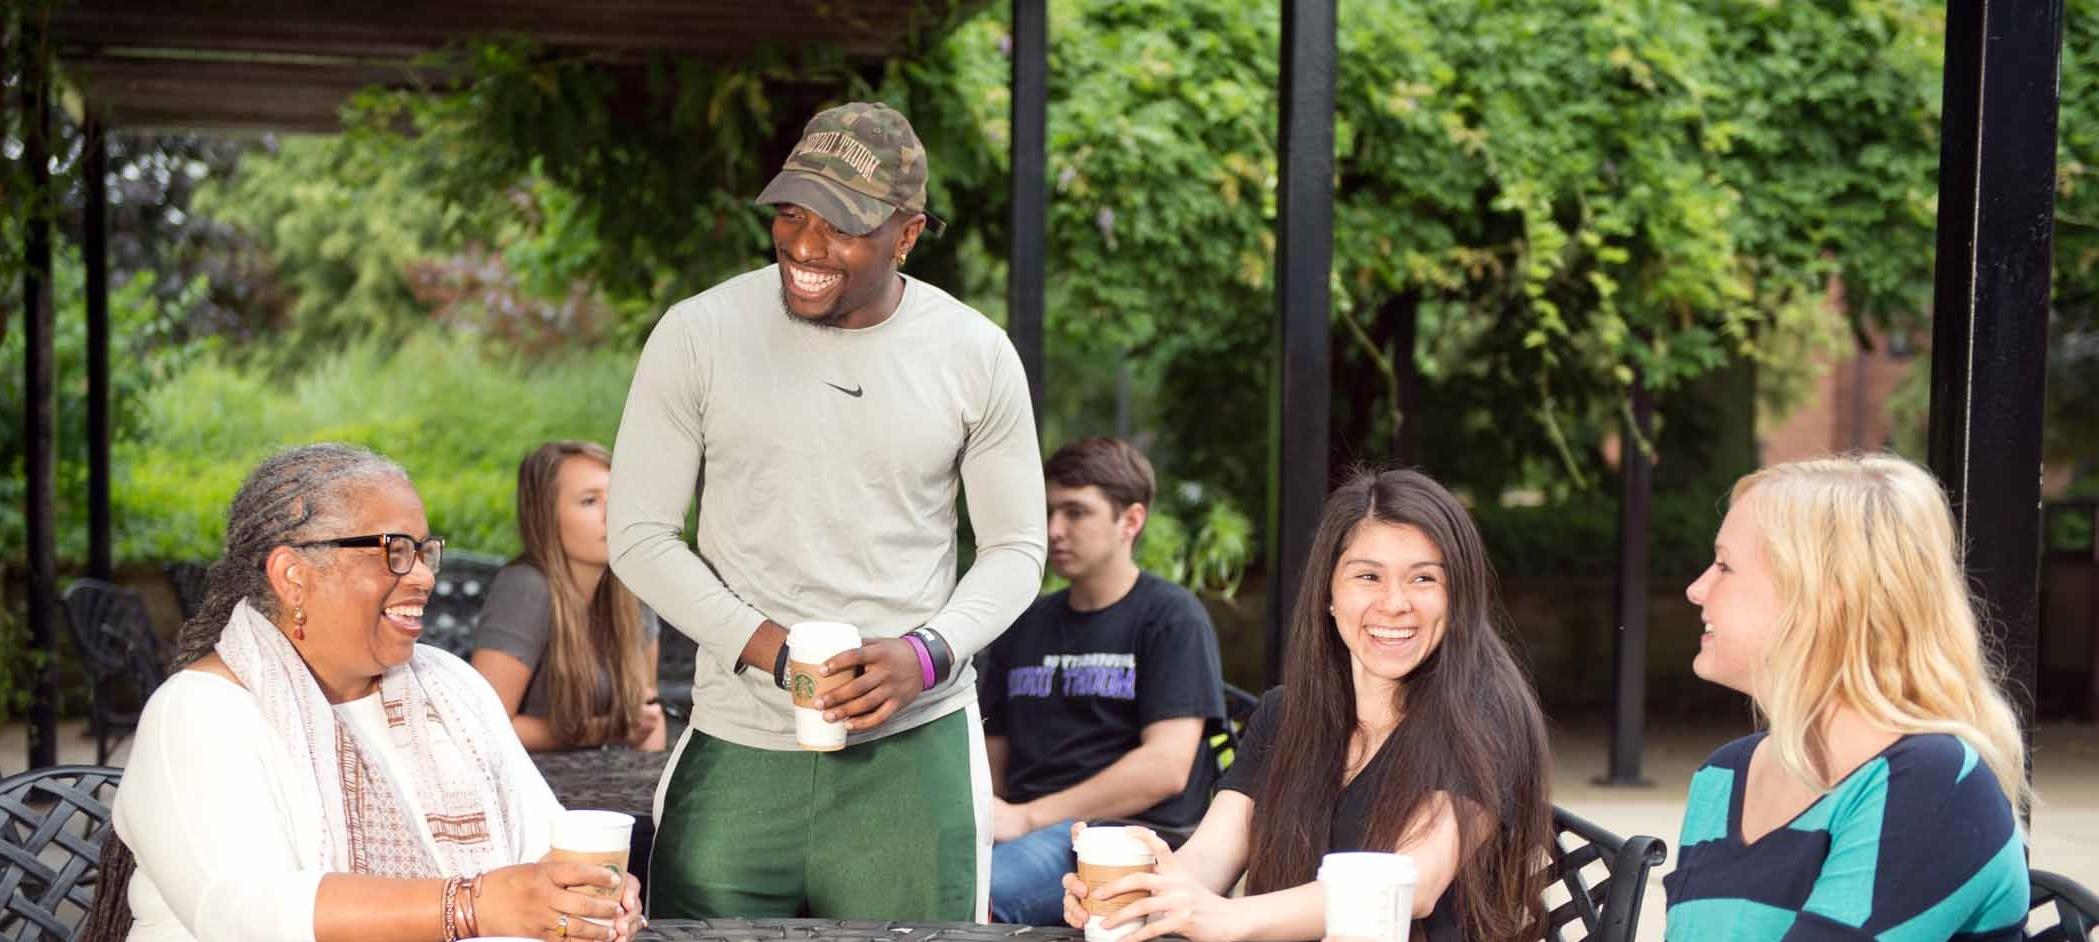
[813,636,926,732]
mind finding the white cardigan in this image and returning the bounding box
[113,666,562,942]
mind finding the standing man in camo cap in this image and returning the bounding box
[609,101,1045,921]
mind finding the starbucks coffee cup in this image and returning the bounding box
[1319,852,1417,942]
[1075,826,1158,942]
[546,810,633,926]
[787,621,862,751]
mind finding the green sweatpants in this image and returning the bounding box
[649,708,983,920]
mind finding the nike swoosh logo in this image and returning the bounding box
[824,382,864,398]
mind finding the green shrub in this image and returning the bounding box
[116,327,638,560]
[1474,491,1722,581]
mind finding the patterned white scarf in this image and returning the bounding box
[216,599,531,877]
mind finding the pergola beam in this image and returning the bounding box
[1009,0,1047,422]
[17,13,61,771]
[1927,0,2064,744]
[86,113,113,580]
[1266,0,1336,685]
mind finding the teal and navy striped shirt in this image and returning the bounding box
[1663,732,2027,941]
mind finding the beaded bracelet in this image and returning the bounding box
[439,875,463,942]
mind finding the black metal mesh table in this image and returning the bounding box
[639,920,1083,942]
[531,746,669,818]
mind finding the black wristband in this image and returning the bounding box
[907,627,954,685]
[772,644,792,691]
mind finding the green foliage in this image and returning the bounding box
[1133,491,1255,597]
[192,136,499,349]
[0,602,39,728]
[885,0,1958,512]
[114,327,637,561]
[1474,492,1720,582]
[0,246,207,562]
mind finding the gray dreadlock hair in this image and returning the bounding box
[84,443,411,941]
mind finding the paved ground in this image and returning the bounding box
[9,715,2097,939]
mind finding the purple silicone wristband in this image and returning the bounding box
[904,634,937,691]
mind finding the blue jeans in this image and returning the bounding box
[990,820,1078,925]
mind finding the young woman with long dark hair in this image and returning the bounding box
[1060,468,1553,942]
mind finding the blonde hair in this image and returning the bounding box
[1736,453,2029,817]
[516,440,650,748]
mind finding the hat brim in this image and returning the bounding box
[755,170,948,238]
[755,171,891,237]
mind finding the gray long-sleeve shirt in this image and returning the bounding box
[608,265,1046,750]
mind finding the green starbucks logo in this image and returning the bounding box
[793,672,817,700]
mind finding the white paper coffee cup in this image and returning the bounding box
[787,621,861,751]
[548,810,634,927]
[1319,852,1417,942]
[1076,826,1157,942]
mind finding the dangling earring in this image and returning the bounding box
[292,606,307,642]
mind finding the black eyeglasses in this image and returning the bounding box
[293,533,444,575]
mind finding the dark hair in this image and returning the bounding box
[1043,437,1155,512]
[1243,467,1551,941]
[83,443,410,940]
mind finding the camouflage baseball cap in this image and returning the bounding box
[755,101,947,237]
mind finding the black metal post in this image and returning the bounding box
[1926,0,2063,743]
[1599,378,1654,786]
[17,16,59,771]
[1265,0,1336,686]
[1009,0,1047,425]
[86,114,114,580]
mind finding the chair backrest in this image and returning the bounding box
[0,765,122,942]
[657,628,699,722]
[163,561,211,623]
[59,579,167,692]
[1211,682,1261,772]
[422,550,507,658]
[1540,807,1668,942]
[2028,869,2099,941]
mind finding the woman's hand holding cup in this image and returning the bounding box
[1070,825,1240,942]
[476,860,628,940]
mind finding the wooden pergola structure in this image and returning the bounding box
[12,0,2065,787]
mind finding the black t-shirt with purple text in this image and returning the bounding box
[978,572,1226,831]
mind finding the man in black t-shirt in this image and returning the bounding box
[979,438,1226,925]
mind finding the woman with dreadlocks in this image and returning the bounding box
[92,443,643,942]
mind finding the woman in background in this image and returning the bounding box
[473,440,666,752]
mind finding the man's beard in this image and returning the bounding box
[780,287,854,330]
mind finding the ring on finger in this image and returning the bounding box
[556,913,569,938]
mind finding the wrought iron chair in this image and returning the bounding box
[2029,868,2099,941]
[1541,807,1668,942]
[421,550,506,659]
[0,765,122,942]
[658,627,698,724]
[60,579,168,764]
[163,560,211,623]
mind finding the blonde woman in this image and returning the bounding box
[1663,454,2030,940]
[472,441,667,752]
